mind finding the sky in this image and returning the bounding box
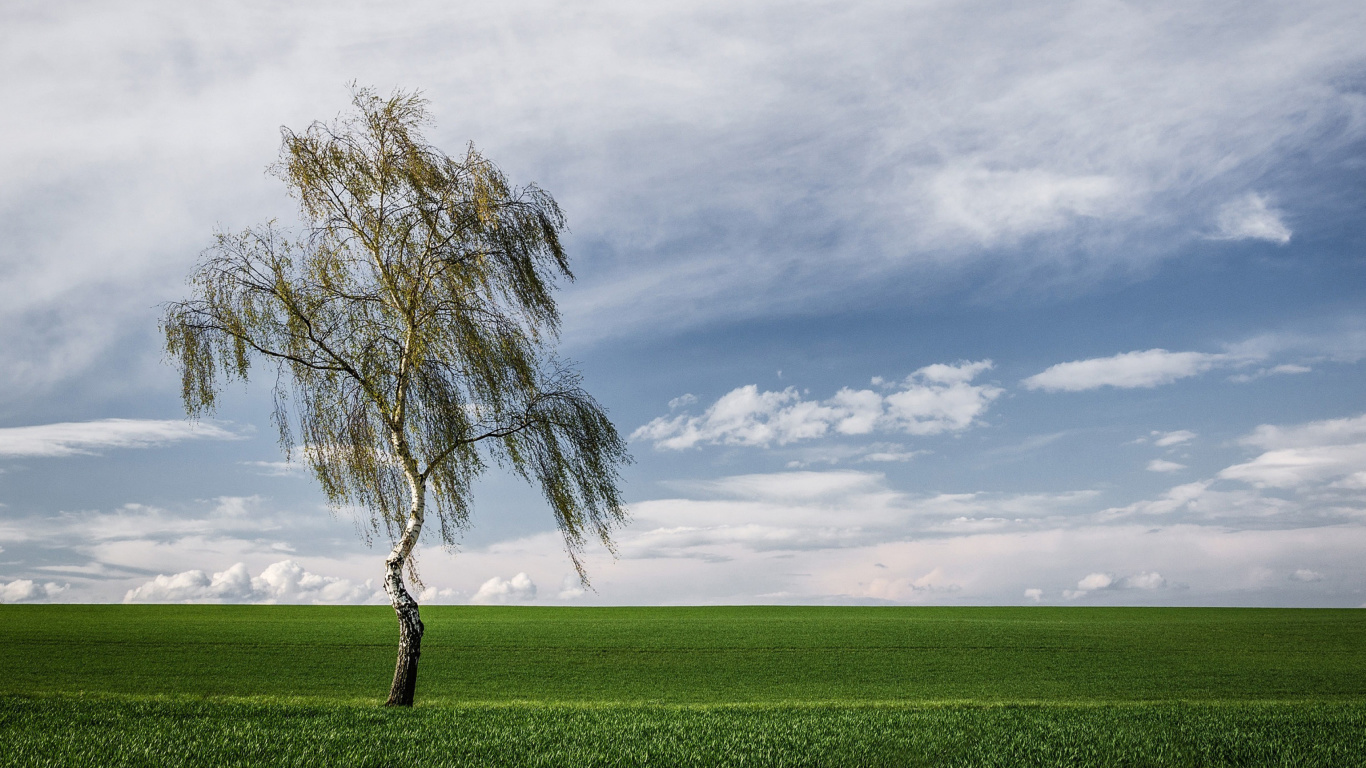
[2,0,1366,607]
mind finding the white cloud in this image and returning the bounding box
[1147,459,1186,473]
[1290,569,1324,582]
[1153,430,1197,447]
[1239,414,1366,450]
[634,361,1002,449]
[0,1,1363,393]
[1121,572,1166,590]
[1219,413,1366,490]
[470,572,537,604]
[930,164,1128,245]
[1024,588,1043,602]
[668,394,698,410]
[1064,570,1164,598]
[0,578,67,603]
[558,574,586,600]
[418,586,466,604]
[1219,444,1366,489]
[1077,572,1114,591]
[240,459,306,477]
[1229,364,1313,383]
[1211,193,1291,244]
[0,418,241,457]
[1229,415,1366,490]
[122,560,380,604]
[1023,349,1237,392]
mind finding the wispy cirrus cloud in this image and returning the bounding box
[0,418,242,458]
[1210,193,1292,244]
[633,361,1002,450]
[3,1,1365,391]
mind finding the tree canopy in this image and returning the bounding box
[163,86,630,704]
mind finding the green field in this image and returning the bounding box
[2,605,1363,766]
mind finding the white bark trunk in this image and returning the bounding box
[384,463,425,706]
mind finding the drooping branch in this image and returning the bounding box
[165,86,629,576]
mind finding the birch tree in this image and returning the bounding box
[162,87,630,706]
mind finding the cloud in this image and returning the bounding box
[1122,572,1166,590]
[418,586,467,604]
[1290,569,1324,582]
[1217,415,1366,490]
[1100,413,1366,528]
[240,460,307,477]
[1022,349,1232,391]
[634,361,1002,449]
[1064,570,1164,598]
[668,394,697,410]
[1152,430,1197,447]
[1147,459,1186,473]
[0,579,68,603]
[558,574,586,600]
[1024,588,1043,602]
[122,560,380,604]
[929,165,1128,245]
[470,572,538,604]
[1,0,1364,394]
[1238,413,1366,451]
[1077,572,1115,591]
[1229,364,1313,383]
[0,418,242,458]
[1211,193,1292,244]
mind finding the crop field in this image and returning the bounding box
[2,605,1364,766]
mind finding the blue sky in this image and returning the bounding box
[2,0,1365,606]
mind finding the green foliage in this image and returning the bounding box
[3,605,1364,703]
[4,697,1364,767]
[161,87,628,570]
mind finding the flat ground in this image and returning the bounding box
[2,605,1363,766]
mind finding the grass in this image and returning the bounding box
[2,605,1363,765]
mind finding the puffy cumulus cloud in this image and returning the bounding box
[1064,571,1164,598]
[418,586,467,604]
[1078,572,1115,591]
[1290,569,1324,582]
[470,573,537,604]
[123,561,380,604]
[1210,193,1292,244]
[0,578,68,603]
[1022,349,1232,392]
[0,419,241,458]
[633,361,1002,450]
[1024,588,1043,602]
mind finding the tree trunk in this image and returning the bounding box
[384,555,424,706]
[384,461,426,706]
